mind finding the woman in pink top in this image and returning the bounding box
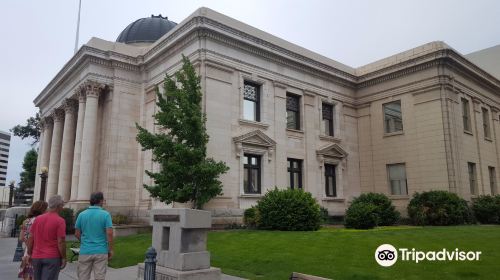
[19,200,48,280]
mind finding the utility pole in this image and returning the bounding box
[74,0,82,54]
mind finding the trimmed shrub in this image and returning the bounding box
[257,188,321,231]
[472,195,500,224]
[112,214,128,225]
[344,203,378,229]
[243,206,259,228]
[59,208,74,234]
[408,191,472,226]
[350,193,400,226]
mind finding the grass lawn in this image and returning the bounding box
[81,225,500,280]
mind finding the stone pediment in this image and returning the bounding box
[316,143,348,159]
[233,130,276,147]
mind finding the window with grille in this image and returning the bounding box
[243,82,260,122]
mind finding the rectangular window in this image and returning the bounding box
[387,163,407,195]
[243,81,260,122]
[383,101,403,133]
[243,154,261,194]
[482,108,491,139]
[489,166,497,195]
[462,98,471,132]
[325,164,336,197]
[286,93,300,130]
[322,103,334,136]
[468,162,477,195]
[287,158,303,189]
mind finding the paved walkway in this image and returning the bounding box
[0,237,244,280]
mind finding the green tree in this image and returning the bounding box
[11,112,41,145]
[136,56,229,209]
[18,149,38,196]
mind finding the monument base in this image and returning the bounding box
[137,263,221,280]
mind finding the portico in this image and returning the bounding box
[34,81,111,208]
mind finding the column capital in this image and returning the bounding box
[63,99,78,115]
[51,109,65,122]
[81,80,112,98]
[40,116,54,129]
[74,86,86,102]
[41,117,54,130]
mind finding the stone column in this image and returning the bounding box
[70,89,86,201]
[57,99,78,201]
[38,117,53,201]
[77,81,103,201]
[46,109,65,199]
[33,118,46,201]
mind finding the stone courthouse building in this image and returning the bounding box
[33,7,500,222]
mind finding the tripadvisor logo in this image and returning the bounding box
[375,244,482,267]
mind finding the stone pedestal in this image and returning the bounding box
[137,208,221,280]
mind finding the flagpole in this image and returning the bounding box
[74,0,82,54]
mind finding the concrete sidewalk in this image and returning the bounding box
[0,237,244,280]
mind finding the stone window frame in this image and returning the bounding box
[287,158,303,190]
[239,74,268,127]
[382,100,403,134]
[233,130,276,196]
[316,143,348,200]
[461,97,472,133]
[387,163,408,196]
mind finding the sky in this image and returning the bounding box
[0,0,499,187]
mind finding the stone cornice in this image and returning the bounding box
[357,49,500,92]
[34,47,139,107]
[33,9,500,112]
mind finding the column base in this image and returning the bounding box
[137,263,221,280]
[66,200,90,211]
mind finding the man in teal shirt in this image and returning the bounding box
[75,192,113,280]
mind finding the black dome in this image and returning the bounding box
[116,15,177,44]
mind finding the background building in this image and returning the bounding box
[0,131,10,188]
[32,8,500,223]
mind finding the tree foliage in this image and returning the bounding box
[136,56,229,209]
[11,112,41,145]
[18,149,38,192]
